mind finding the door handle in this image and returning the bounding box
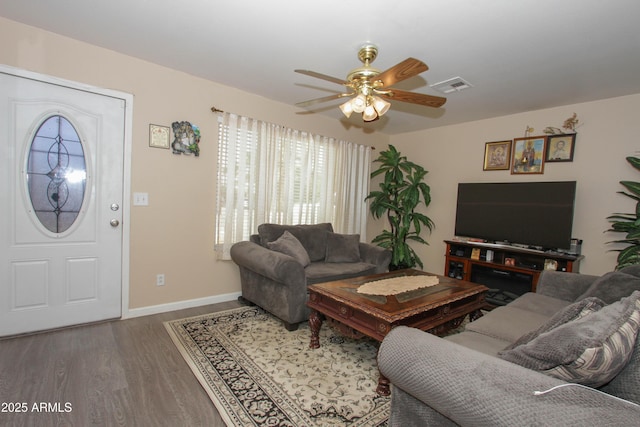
[110,219,120,227]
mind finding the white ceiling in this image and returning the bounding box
[2,0,640,135]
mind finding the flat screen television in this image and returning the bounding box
[454,181,577,250]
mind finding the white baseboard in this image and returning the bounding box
[123,291,242,319]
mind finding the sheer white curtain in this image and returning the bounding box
[215,112,372,259]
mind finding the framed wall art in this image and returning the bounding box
[483,140,512,171]
[546,133,576,162]
[149,124,170,149]
[171,121,201,156]
[511,136,547,174]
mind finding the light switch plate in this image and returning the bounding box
[133,192,149,206]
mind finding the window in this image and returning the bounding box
[215,113,371,259]
[26,115,87,234]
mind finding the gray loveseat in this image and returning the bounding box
[378,268,640,426]
[230,223,391,330]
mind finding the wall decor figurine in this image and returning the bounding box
[563,113,579,132]
[171,121,201,156]
[524,125,535,137]
[543,126,563,135]
[543,113,580,135]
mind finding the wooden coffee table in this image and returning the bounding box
[306,269,487,395]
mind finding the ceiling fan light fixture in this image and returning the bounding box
[351,94,367,113]
[339,100,353,118]
[372,96,391,116]
[295,44,446,123]
[363,104,378,121]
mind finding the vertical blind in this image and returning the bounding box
[215,112,372,259]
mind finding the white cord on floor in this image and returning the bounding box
[534,383,640,408]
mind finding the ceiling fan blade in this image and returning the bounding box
[378,88,447,108]
[295,92,354,108]
[370,58,428,88]
[295,69,348,86]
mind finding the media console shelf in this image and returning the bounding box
[444,240,584,303]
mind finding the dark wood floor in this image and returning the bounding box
[0,300,245,427]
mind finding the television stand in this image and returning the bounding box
[444,240,584,307]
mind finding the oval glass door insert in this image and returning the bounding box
[26,115,87,233]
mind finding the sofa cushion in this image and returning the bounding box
[503,297,606,351]
[266,230,311,267]
[325,233,361,263]
[507,292,573,317]
[444,331,511,357]
[576,270,640,304]
[304,261,377,284]
[464,306,553,343]
[258,223,332,262]
[499,291,640,387]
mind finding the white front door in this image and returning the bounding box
[0,68,128,336]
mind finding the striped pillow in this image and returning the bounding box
[499,291,640,387]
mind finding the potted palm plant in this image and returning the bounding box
[366,145,434,270]
[608,155,640,269]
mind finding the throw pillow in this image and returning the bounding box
[266,230,311,267]
[620,264,640,278]
[258,223,333,262]
[325,233,361,263]
[576,270,640,304]
[600,323,640,405]
[498,291,640,388]
[501,297,606,351]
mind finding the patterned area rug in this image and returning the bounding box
[165,306,389,426]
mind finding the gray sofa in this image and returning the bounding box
[230,223,391,330]
[378,268,640,426]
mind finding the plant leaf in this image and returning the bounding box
[620,181,640,197]
[627,156,640,171]
[616,191,640,203]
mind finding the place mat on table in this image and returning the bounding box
[357,275,440,296]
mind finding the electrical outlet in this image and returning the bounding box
[156,274,165,286]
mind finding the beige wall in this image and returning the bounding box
[0,17,389,313]
[391,94,640,276]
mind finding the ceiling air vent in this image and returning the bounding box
[430,77,473,94]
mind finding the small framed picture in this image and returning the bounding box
[546,134,576,162]
[505,257,516,267]
[149,124,170,149]
[511,136,547,174]
[544,259,559,270]
[483,140,512,171]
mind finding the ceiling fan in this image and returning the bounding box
[295,44,446,122]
